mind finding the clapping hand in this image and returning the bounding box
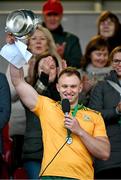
[56,42,66,58]
[116,101,121,113]
[38,56,52,76]
[82,74,96,93]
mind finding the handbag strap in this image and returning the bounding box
[107,80,121,95]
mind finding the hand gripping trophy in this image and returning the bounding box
[0,9,41,68]
[5,9,40,39]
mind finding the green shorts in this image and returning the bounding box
[41,176,78,180]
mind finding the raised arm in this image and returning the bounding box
[10,64,39,111]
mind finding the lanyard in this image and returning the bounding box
[71,104,78,117]
[66,104,78,145]
[71,103,85,117]
[66,103,86,145]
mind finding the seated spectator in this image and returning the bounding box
[79,35,112,105]
[41,0,82,68]
[88,46,121,179]
[26,24,63,78]
[97,10,121,52]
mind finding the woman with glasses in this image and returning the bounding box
[97,11,121,53]
[88,46,121,179]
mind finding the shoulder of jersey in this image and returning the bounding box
[85,107,100,115]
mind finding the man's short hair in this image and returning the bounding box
[58,67,81,81]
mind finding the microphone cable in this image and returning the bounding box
[40,138,69,177]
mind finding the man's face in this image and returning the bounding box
[56,74,82,107]
[43,13,62,30]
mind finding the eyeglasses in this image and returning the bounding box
[100,19,114,26]
[112,59,121,65]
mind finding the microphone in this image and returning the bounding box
[62,98,70,115]
[62,99,72,143]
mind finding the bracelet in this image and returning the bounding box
[34,80,47,94]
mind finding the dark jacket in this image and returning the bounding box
[42,23,82,68]
[0,73,11,153]
[22,73,60,161]
[106,24,121,53]
[88,70,121,173]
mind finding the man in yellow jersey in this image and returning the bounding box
[10,65,110,180]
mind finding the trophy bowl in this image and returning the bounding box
[5,9,37,39]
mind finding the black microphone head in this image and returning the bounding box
[62,98,70,113]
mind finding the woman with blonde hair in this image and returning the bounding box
[26,24,63,80]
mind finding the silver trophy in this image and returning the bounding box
[5,9,41,39]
